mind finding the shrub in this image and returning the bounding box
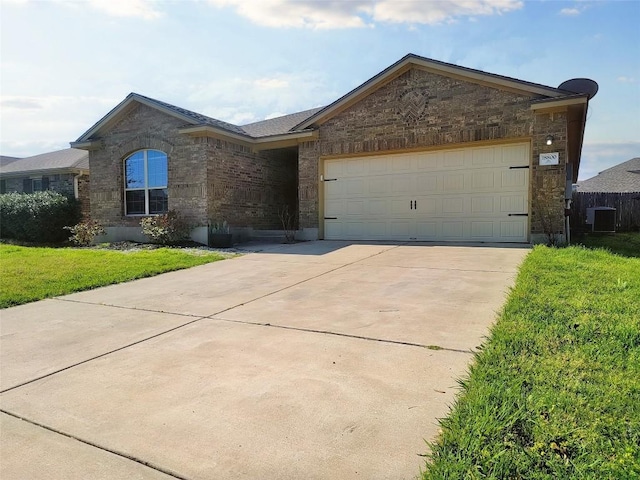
[140,210,191,245]
[65,220,106,246]
[0,191,81,243]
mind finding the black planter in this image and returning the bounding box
[208,233,233,248]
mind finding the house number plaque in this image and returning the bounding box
[539,152,559,166]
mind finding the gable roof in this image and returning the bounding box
[72,92,320,150]
[294,53,583,130]
[0,156,21,168]
[0,148,89,176]
[576,158,640,193]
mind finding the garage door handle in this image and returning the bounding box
[508,213,529,216]
[509,165,530,169]
[324,217,337,220]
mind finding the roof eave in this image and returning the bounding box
[0,166,89,178]
[530,96,588,111]
[70,140,103,150]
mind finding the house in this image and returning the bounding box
[71,53,596,244]
[576,158,640,193]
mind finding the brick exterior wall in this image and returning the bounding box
[88,103,296,236]
[77,174,91,220]
[298,67,570,240]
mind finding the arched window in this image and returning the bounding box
[124,150,168,215]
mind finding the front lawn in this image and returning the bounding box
[0,244,228,308]
[421,242,640,479]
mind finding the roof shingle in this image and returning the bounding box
[0,148,89,175]
[576,158,640,193]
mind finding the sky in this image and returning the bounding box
[1,0,638,180]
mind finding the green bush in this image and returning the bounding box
[0,191,81,243]
[140,210,191,245]
[65,220,106,246]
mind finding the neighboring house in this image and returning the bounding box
[0,148,90,216]
[575,158,640,193]
[72,53,596,244]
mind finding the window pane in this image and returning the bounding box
[32,179,43,192]
[148,188,168,214]
[125,152,145,189]
[147,150,168,188]
[126,190,145,215]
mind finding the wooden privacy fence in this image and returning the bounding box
[571,192,640,232]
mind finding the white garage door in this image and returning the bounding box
[323,143,529,242]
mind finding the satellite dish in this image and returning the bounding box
[558,78,599,99]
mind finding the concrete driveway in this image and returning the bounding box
[0,241,528,479]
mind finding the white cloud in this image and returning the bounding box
[208,0,523,29]
[373,0,523,25]
[617,76,636,83]
[87,0,163,19]
[8,0,163,19]
[185,71,334,125]
[254,77,290,89]
[559,7,581,16]
[0,96,119,157]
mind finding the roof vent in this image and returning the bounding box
[558,78,599,99]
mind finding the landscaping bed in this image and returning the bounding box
[421,238,640,478]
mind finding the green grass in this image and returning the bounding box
[0,244,228,308]
[421,242,640,479]
[577,231,640,258]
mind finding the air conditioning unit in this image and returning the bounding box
[586,207,616,232]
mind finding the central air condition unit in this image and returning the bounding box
[586,207,616,232]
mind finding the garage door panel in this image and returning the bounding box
[367,222,388,238]
[501,144,528,165]
[391,199,411,215]
[443,150,465,168]
[501,170,527,188]
[368,199,388,216]
[417,153,441,171]
[346,200,365,216]
[500,221,526,239]
[369,157,389,173]
[442,197,464,214]
[416,221,437,237]
[346,179,366,196]
[500,195,526,213]
[472,147,496,166]
[346,159,366,175]
[392,175,414,194]
[442,222,464,238]
[324,143,529,242]
[414,197,437,215]
[471,196,495,214]
[325,200,344,217]
[470,221,495,238]
[390,221,411,237]
[416,174,438,192]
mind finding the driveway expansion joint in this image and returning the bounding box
[0,315,207,394]
[0,410,191,480]
[209,315,475,354]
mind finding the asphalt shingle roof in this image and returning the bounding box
[0,148,89,175]
[133,93,248,136]
[241,107,324,137]
[576,158,640,193]
[0,156,21,168]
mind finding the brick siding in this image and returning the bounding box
[89,103,296,234]
[298,66,569,238]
